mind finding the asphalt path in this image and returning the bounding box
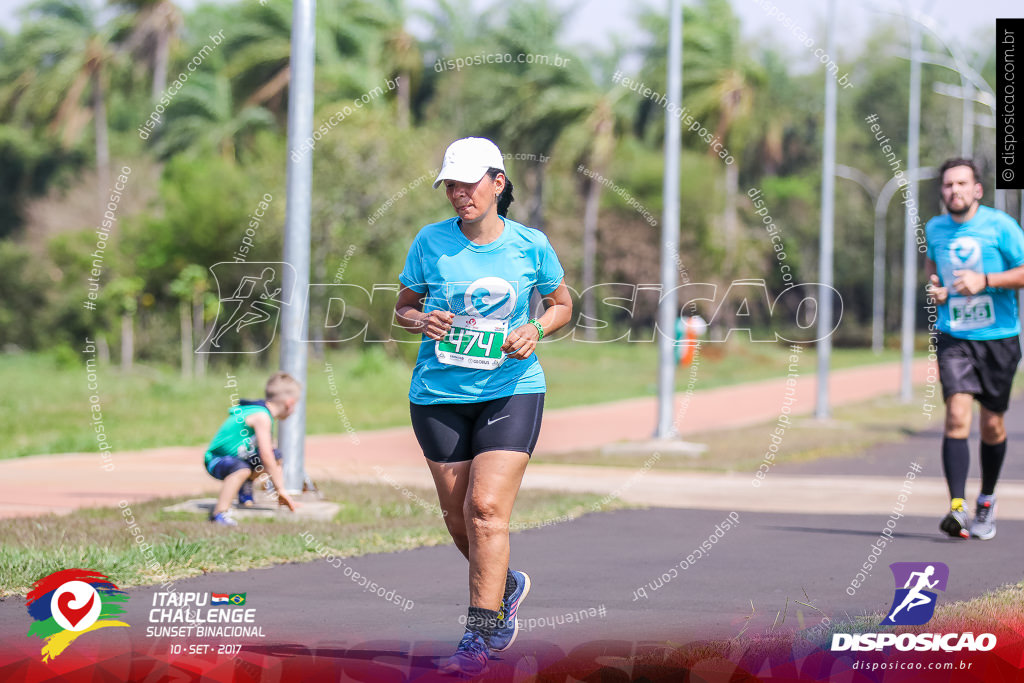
[2,505,1021,679]
[4,392,1023,680]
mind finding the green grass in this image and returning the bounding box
[0,481,620,596]
[540,340,900,409]
[535,387,940,472]
[4,342,903,459]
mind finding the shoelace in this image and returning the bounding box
[456,631,488,657]
[975,503,991,523]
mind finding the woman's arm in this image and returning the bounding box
[395,286,454,341]
[502,280,573,360]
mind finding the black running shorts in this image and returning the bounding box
[409,393,545,463]
[936,333,1021,413]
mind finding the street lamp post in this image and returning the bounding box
[815,0,838,420]
[279,0,316,493]
[899,5,923,403]
[655,0,682,439]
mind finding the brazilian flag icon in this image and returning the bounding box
[228,593,246,605]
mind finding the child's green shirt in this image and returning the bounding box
[203,401,273,470]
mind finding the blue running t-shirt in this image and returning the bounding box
[399,216,565,404]
[926,204,1024,340]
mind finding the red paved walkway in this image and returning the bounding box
[2,359,930,518]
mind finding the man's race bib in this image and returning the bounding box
[435,315,508,370]
[949,295,995,331]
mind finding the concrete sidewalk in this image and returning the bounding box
[3,359,931,518]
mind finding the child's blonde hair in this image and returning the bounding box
[265,371,302,402]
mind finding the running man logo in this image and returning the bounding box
[200,262,295,354]
[883,562,949,626]
[25,569,130,662]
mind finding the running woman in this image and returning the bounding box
[394,137,573,674]
[925,158,1024,540]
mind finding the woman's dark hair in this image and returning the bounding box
[487,167,514,217]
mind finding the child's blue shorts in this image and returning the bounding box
[207,448,282,480]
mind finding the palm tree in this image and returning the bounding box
[374,0,421,127]
[6,0,126,214]
[222,0,386,118]
[470,1,583,229]
[552,47,633,339]
[417,0,493,132]
[679,0,761,272]
[113,0,184,101]
[152,71,275,161]
[635,0,762,335]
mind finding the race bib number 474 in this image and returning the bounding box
[949,295,995,331]
[435,315,508,370]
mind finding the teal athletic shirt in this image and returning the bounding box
[926,204,1024,340]
[203,402,273,472]
[399,216,565,404]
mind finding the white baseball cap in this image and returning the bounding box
[432,137,505,189]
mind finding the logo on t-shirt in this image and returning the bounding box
[944,237,994,331]
[947,237,982,271]
[461,277,518,318]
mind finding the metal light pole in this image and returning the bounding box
[279,0,316,493]
[962,83,974,157]
[656,0,682,439]
[900,11,922,403]
[815,0,837,420]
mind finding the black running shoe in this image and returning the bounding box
[939,507,969,539]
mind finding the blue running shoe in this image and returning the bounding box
[209,511,238,527]
[238,480,254,506]
[490,570,530,652]
[439,630,489,675]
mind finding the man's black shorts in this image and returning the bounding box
[936,333,1021,413]
[410,393,545,463]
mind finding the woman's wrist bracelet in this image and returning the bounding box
[528,319,544,340]
[984,273,990,289]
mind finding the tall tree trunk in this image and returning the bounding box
[717,162,740,335]
[180,301,193,378]
[152,29,169,100]
[120,313,133,371]
[396,69,410,128]
[97,335,110,363]
[193,298,207,377]
[310,222,329,360]
[527,165,545,231]
[581,177,602,341]
[92,70,110,217]
[722,161,739,273]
